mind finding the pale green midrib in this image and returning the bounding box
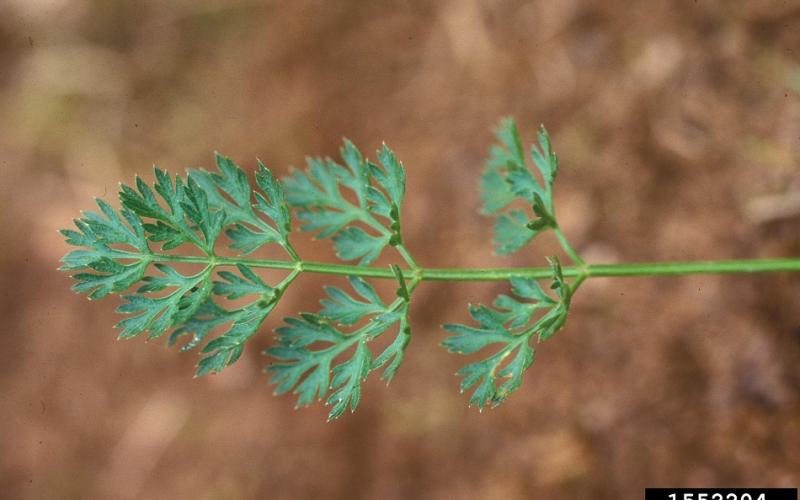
[148,254,800,281]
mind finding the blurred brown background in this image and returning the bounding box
[1,1,799,499]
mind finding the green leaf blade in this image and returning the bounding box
[283,139,408,265]
[494,211,536,255]
[268,275,411,418]
[481,118,563,255]
[442,257,574,410]
[332,227,390,265]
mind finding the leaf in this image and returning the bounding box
[60,199,149,272]
[61,155,297,380]
[267,276,411,420]
[480,167,516,215]
[333,227,390,265]
[282,140,407,264]
[326,341,371,420]
[60,121,584,422]
[119,168,212,253]
[371,308,411,383]
[183,176,224,248]
[340,139,370,208]
[319,277,386,325]
[480,117,561,255]
[169,299,237,352]
[196,300,278,377]
[116,265,212,340]
[225,223,282,255]
[374,144,405,209]
[442,306,513,355]
[188,154,292,256]
[213,264,275,300]
[71,259,149,300]
[494,210,536,255]
[441,258,572,409]
[480,117,525,214]
[254,161,292,238]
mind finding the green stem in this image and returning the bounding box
[357,208,418,269]
[395,243,419,270]
[283,239,301,262]
[149,254,800,281]
[276,266,302,290]
[553,226,585,267]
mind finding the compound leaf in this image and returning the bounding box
[267,276,411,420]
[320,277,386,326]
[333,227,390,265]
[196,299,278,377]
[283,140,407,264]
[442,258,572,409]
[326,341,372,421]
[62,155,297,380]
[481,117,561,255]
[188,154,293,256]
[494,210,536,255]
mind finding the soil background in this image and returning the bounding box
[1,1,799,499]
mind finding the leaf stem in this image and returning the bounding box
[283,239,301,262]
[552,225,585,267]
[150,254,800,281]
[394,243,419,270]
[276,266,302,290]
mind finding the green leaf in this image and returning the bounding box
[116,265,212,340]
[169,299,237,352]
[225,223,281,255]
[267,276,411,420]
[188,154,292,256]
[60,199,149,272]
[340,139,370,207]
[374,144,405,209]
[268,344,333,408]
[59,121,582,422]
[531,126,558,193]
[326,341,371,420]
[320,277,385,325]
[183,176,224,248]
[254,161,291,238]
[213,264,275,300]
[480,118,560,255]
[282,140,407,264]
[62,154,296,380]
[196,300,277,377]
[442,258,573,409]
[480,167,516,215]
[333,227,390,265]
[210,152,252,208]
[71,259,149,300]
[371,308,411,383]
[480,117,525,214]
[494,211,536,255]
[442,306,513,355]
[119,168,214,253]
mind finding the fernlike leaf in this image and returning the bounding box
[61,155,296,378]
[481,117,561,255]
[442,258,572,409]
[283,140,407,264]
[188,154,292,256]
[196,298,278,377]
[494,210,536,255]
[60,118,584,420]
[267,276,411,420]
[320,277,386,325]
